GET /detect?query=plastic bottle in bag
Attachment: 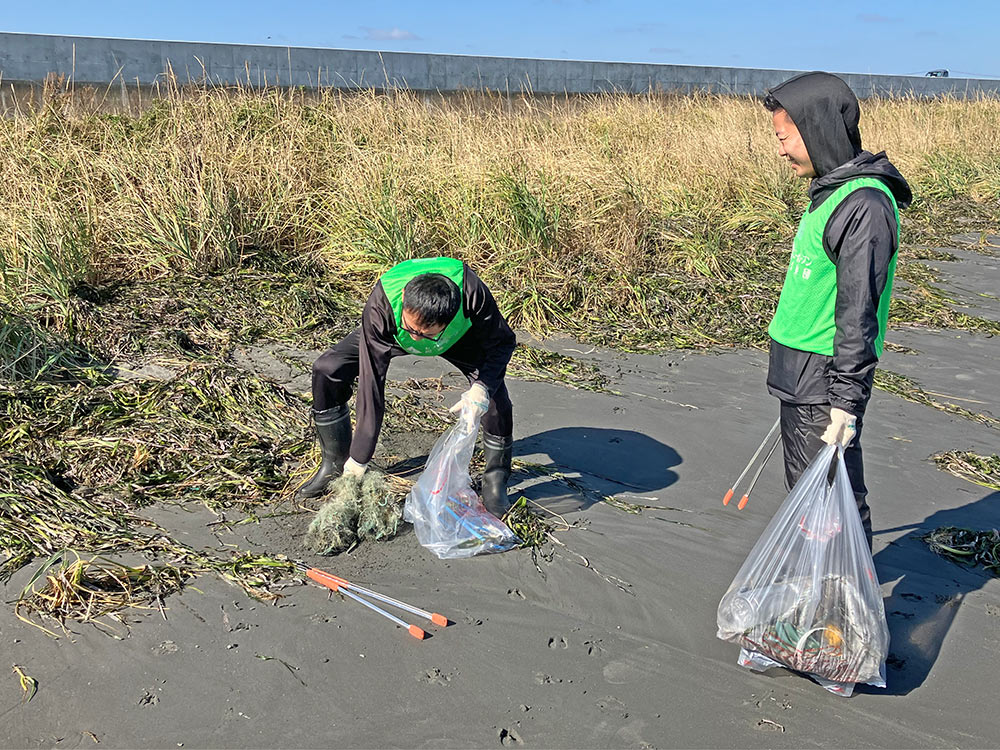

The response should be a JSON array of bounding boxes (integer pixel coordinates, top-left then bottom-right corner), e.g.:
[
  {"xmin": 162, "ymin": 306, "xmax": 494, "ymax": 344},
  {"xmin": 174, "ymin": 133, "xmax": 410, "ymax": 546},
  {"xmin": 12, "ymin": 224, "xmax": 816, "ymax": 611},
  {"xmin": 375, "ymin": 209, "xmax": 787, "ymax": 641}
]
[
  {"xmin": 403, "ymin": 405, "xmax": 520, "ymax": 559},
  {"xmin": 717, "ymin": 444, "xmax": 889, "ymax": 696}
]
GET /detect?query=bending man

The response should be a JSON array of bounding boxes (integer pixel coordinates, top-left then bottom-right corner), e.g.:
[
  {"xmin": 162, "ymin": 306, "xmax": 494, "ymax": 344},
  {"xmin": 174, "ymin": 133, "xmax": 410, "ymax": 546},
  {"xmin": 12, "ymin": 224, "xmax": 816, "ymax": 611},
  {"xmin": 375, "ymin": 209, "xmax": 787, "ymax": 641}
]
[
  {"xmin": 763, "ymin": 72, "xmax": 912, "ymax": 549},
  {"xmin": 299, "ymin": 256, "xmax": 518, "ymax": 516}
]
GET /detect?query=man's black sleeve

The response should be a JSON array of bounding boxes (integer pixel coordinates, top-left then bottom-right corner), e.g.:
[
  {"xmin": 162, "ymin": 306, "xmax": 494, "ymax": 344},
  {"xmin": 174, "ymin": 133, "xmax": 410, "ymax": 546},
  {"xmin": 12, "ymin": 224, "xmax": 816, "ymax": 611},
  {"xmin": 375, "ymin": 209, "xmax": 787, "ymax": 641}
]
[
  {"xmin": 350, "ymin": 284, "xmax": 398, "ymax": 464},
  {"xmin": 460, "ymin": 266, "xmax": 517, "ymax": 396},
  {"xmin": 824, "ymin": 188, "xmax": 898, "ymax": 415}
]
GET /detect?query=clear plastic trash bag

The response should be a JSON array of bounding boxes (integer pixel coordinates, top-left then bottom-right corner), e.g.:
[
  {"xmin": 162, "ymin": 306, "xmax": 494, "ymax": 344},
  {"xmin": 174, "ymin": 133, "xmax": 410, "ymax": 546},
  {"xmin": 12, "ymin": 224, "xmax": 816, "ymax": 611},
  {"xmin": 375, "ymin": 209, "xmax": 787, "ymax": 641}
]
[
  {"xmin": 403, "ymin": 408, "xmax": 520, "ymax": 559},
  {"xmin": 717, "ymin": 444, "xmax": 889, "ymax": 696}
]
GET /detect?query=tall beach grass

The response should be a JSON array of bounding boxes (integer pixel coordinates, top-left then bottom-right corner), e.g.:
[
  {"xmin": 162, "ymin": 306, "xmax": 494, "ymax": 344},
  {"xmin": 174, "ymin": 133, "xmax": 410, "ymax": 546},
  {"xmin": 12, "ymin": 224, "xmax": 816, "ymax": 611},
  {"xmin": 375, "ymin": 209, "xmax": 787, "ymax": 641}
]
[{"xmin": 3, "ymin": 85, "xmax": 998, "ymax": 352}]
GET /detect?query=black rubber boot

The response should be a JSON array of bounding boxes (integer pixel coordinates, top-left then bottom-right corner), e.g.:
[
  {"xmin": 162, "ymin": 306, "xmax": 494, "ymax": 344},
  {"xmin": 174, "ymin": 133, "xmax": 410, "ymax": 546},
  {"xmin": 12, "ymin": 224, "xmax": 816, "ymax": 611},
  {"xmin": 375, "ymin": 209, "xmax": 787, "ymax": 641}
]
[
  {"xmin": 481, "ymin": 432, "xmax": 513, "ymax": 517},
  {"xmin": 297, "ymin": 404, "xmax": 352, "ymax": 499}
]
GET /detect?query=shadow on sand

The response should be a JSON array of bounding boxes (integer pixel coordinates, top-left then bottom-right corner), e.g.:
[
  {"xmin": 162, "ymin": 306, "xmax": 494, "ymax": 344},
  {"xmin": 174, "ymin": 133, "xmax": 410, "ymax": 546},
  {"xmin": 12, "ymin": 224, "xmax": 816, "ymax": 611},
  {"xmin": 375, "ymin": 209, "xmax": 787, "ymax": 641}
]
[
  {"xmin": 862, "ymin": 487, "xmax": 1000, "ymax": 696},
  {"xmin": 512, "ymin": 426, "xmax": 681, "ymax": 514}
]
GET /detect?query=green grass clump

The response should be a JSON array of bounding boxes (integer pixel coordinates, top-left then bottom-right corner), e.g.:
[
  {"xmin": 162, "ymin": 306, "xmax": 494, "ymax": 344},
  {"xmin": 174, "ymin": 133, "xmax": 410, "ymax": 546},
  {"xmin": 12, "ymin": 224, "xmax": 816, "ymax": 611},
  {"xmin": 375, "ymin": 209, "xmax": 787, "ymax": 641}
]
[
  {"xmin": 924, "ymin": 527, "xmax": 1000, "ymax": 576},
  {"xmin": 502, "ymin": 497, "xmax": 556, "ymax": 549}
]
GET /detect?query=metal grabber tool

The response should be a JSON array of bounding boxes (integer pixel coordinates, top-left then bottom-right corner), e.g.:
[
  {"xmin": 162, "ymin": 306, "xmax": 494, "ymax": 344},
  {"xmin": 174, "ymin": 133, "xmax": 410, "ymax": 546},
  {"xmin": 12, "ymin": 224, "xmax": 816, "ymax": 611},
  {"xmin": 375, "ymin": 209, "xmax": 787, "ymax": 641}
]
[
  {"xmin": 723, "ymin": 417, "xmax": 781, "ymax": 510},
  {"xmin": 296, "ymin": 561, "xmax": 450, "ymax": 640}
]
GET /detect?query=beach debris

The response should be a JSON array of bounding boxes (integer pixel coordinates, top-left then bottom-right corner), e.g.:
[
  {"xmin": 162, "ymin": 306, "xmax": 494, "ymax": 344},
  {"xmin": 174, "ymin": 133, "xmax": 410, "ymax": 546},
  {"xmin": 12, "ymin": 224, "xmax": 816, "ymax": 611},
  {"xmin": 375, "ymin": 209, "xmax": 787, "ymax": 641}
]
[
  {"xmin": 253, "ymin": 654, "xmax": 306, "ymax": 686},
  {"xmin": 355, "ymin": 470, "xmax": 404, "ymax": 541},
  {"xmin": 932, "ymin": 451, "xmax": 1000, "ymax": 492},
  {"xmin": 923, "ymin": 527, "xmax": 1000, "ymax": 575},
  {"xmin": 718, "ymin": 445, "xmax": 888, "ymax": 696},
  {"xmin": 12, "ymin": 664, "xmax": 38, "ymax": 703},
  {"xmin": 404, "ymin": 412, "xmax": 519, "ymax": 559},
  {"xmin": 304, "ymin": 477, "xmax": 361, "ymax": 554},
  {"xmin": 0, "ymin": 359, "xmax": 309, "ymax": 613},
  {"xmin": 507, "ymin": 344, "xmax": 610, "ymax": 393},
  {"xmin": 756, "ymin": 718, "xmax": 785, "ymax": 732},
  {"xmin": 503, "ymin": 497, "xmax": 560, "ymax": 548},
  {"xmin": 874, "ymin": 370, "xmax": 1000, "ymax": 430},
  {"xmin": 305, "ymin": 469, "xmax": 403, "ymax": 554},
  {"xmin": 297, "ymin": 561, "xmax": 448, "ymax": 639}
]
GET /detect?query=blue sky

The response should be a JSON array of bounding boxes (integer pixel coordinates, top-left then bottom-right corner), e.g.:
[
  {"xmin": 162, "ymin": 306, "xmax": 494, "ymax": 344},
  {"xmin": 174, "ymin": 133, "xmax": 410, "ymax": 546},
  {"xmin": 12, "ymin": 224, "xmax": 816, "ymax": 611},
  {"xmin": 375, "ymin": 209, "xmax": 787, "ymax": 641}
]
[{"xmin": 3, "ymin": 0, "xmax": 998, "ymax": 78}]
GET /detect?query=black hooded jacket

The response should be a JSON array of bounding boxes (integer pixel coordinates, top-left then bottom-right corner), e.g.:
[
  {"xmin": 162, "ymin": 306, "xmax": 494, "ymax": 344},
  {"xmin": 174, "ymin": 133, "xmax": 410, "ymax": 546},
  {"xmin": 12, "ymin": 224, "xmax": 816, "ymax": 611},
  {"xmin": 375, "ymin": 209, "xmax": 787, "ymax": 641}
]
[{"xmin": 765, "ymin": 73, "xmax": 913, "ymax": 415}]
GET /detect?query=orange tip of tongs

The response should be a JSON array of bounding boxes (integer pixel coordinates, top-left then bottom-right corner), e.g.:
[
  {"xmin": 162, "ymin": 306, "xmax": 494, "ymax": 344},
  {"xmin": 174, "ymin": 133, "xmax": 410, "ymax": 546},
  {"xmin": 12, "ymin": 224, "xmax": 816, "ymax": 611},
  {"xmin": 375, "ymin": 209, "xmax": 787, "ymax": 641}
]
[
  {"xmin": 408, "ymin": 624, "xmax": 427, "ymax": 639},
  {"xmin": 737, "ymin": 494, "xmax": 749, "ymax": 511},
  {"xmin": 431, "ymin": 613, "xmax": 449, "ymax": 627},
  {"xmin": 723, "ymin": 488, "xmax": 734, "ymax": 506}
]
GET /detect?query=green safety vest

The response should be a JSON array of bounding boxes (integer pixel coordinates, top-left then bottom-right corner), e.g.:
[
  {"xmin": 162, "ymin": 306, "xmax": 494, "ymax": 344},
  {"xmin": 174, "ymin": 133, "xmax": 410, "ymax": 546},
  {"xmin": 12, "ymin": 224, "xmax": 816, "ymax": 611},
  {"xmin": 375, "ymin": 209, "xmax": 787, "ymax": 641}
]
[
  {"xmin": 379, "ymin": 257, "xmax": 471, "ymax": 356},
  {"xmin": 768, "ymin": 178, "xmax": 900, "ymax": 357}
]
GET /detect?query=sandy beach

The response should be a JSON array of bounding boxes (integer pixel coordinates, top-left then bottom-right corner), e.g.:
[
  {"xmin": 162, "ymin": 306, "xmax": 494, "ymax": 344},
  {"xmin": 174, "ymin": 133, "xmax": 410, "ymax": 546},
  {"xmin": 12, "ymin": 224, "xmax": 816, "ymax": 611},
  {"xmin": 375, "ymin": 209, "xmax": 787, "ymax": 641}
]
[{"xmin": 3, "ymin": 237, "xmax": 998, "ymax": 749}]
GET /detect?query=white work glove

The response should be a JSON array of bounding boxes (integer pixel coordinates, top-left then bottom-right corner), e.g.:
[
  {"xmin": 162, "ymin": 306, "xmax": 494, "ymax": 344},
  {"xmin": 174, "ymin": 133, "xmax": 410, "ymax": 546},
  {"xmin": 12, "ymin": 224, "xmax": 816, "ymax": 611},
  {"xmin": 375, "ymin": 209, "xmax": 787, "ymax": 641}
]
[
  {"xmin": 342, "ymin": 457, "xmax": 368, "ymax": 479},
  {"xmin": 821, "ymin": 407, "xmax": 857, "ymax": 447},
  {"xmin": 448, "ymin": 383, "xmax": 489, "ymax": 430}
]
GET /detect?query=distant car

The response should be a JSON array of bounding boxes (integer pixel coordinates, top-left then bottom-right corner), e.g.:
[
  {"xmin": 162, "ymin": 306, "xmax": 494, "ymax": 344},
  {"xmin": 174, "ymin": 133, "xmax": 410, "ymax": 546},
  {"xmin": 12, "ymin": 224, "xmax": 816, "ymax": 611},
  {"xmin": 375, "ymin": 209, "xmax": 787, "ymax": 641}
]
[{"xmin": 926, "ymin": 69, "xmax": 949, "ymax": 78}]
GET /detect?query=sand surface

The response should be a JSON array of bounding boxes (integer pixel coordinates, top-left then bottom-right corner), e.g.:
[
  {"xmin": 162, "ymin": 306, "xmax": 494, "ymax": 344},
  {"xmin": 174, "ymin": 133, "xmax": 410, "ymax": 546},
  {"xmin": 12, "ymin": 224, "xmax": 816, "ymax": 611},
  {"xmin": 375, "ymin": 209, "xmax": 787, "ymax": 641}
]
[{"xmin": 3, "ymin": 240, "xmax": 999, "ymax": 749}]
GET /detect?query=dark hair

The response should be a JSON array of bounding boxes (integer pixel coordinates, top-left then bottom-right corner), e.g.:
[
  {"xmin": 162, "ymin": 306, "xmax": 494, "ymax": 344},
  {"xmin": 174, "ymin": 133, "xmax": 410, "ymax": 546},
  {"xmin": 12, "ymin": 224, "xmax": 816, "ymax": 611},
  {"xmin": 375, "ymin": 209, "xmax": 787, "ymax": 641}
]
[
  {"xmin": 402, "ymin": 273, "xmax": 461, "ymax": 327},
  {"xmin": 762, "ymin": 93, "xmax": 783, "ymax": 112}
]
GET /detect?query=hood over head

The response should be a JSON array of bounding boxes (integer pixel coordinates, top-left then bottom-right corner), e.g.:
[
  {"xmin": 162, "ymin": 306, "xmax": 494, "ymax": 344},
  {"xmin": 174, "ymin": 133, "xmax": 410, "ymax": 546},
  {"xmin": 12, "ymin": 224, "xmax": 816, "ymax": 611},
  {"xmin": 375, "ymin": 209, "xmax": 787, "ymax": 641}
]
[{"xmin": 767, "ymin": 72, "xmax": 862, "ymax": 178}]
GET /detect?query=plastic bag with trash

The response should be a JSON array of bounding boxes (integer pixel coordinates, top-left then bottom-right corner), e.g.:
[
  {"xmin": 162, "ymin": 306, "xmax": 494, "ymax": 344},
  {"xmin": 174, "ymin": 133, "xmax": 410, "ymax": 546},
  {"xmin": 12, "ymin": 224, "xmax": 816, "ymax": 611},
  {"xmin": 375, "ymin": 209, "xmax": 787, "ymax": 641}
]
[
  {"xmin": 716, "ymin": 444, "xmax": 889, "ymax": 697},
  {"xmin": 403, "ymin": 404, "xmax": 520, "ymax": 559}
]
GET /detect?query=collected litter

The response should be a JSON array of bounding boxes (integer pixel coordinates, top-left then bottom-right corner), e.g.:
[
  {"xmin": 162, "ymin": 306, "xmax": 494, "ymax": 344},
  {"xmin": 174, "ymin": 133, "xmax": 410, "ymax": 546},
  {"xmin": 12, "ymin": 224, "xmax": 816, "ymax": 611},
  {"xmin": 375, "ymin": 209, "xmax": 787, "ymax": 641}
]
[
  {"xmin": 717, "ymin": 444, "xmax": 889, "ymax": 696},
  {"xmin": 305, "ymin": 470, "xmax": 402, "ymax": 554},
  {"xmin": 296, "ymin": 561, "xmax": 449, "ymax": 640},
  {"xmin": 404, "ymin": 402, "xmax": 520, "ymax": 559}
]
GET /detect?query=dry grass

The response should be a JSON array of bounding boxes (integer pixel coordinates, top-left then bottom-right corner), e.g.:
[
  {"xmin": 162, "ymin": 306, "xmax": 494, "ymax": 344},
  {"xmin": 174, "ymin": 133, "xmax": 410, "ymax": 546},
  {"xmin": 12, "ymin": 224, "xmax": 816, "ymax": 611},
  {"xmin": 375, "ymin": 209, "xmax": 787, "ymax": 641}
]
[
  {"xmin": 873, "ymin": 370, "xmax": 1000, "ymax": 430},
  {"xmin": 3, "ymin": 87, "xmax": 998, "ymax": 351},
  {"xmin": 932, "ymin": 451, "xmax": 1000, "ymax": 491}
]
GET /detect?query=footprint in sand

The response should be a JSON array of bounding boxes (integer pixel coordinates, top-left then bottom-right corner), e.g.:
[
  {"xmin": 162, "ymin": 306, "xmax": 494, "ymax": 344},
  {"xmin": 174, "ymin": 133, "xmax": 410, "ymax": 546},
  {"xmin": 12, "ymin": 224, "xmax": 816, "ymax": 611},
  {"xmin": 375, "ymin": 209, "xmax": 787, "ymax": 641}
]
[
  {"xmin": 151, "ymin": 640, "xmax": 178, "ymax": 655},
  {"xmin": 595, "ymin": 696, "xmax": 629, "ymax": 719},
  {"xmin": 418, "ymin": 668, "xmax": 456, "ymax": 686},
  {"xmin": 507, "ymin": 588, "xmax": 526, "ymax": 600},
  {"xmin": 602, "ymin": 652, "xmax": 660, "ymax": 685},
  {"xmin": 582, "ymin": 639, "xmax": 606, "ymax": 656},
  {"xmin": 534, "ymin": 672, "xmax": 563, "ymax": 685},
  {"xmin": 547, "ymin": 636, "xmax": 568, "ymax": 649},
  {"xmin": 498, "ymin": 727, "xmax": 524, "ymax": 746}
]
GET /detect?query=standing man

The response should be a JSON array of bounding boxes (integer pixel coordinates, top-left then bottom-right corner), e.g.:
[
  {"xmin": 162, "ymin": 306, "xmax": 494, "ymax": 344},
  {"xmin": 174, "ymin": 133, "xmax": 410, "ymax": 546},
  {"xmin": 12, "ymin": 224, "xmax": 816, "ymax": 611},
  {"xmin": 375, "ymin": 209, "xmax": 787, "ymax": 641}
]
[
  {"xmin": 299, "ymin": 256, "xmax": 518, "ymax": 517},
  {"xmin": 763, "ymin": 72, "xmax": 912, "ymax": 549}
]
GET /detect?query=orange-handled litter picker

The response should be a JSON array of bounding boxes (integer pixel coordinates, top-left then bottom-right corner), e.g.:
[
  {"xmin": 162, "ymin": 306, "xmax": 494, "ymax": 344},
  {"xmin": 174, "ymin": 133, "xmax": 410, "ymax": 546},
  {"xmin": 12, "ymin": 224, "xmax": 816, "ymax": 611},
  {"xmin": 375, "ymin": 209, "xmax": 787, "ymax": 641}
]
[
  {"xmin": 736, "ymin": 433, "xmax": 781, "ymax": 510},
  {"xmin": 296, "ymin": 562, "xmax": 449, "ymax": 639},
  {"xmin": 723, "ymin": 418, "xmax": 781, "ymax": 509}
]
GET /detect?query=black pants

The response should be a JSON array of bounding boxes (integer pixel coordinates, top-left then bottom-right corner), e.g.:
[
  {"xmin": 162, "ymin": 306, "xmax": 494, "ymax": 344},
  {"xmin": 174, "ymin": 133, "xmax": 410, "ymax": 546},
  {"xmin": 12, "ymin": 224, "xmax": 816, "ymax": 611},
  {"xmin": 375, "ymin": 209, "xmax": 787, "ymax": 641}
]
[
  {"xmin": 779, "ymin": 402, "xmax": 872, "ymax": 550},
  {"xmin": 312, "ymin": 328, "xmax": 514, "ymax": 438}
]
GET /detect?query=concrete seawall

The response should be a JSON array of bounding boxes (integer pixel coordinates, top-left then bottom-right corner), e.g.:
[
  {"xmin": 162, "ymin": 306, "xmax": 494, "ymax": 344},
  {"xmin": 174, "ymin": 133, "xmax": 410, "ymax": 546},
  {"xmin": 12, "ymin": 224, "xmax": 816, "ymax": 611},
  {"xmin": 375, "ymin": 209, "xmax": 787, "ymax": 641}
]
[{"xmin": 2, "ymin": 31, "xmax": 998, "ymax": 102}]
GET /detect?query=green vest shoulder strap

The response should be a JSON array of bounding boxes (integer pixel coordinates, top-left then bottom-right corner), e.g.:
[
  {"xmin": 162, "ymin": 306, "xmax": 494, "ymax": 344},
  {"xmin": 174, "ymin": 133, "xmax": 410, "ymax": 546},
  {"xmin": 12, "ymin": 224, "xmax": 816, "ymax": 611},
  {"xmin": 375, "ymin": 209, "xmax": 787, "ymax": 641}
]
[
  {"xmin": 379, "ymin": 257, "xmax": 472, "ymax": 356},
  {"xmin": 768, "ymin": 177, "xmax": 900, "ymax": 358}
]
